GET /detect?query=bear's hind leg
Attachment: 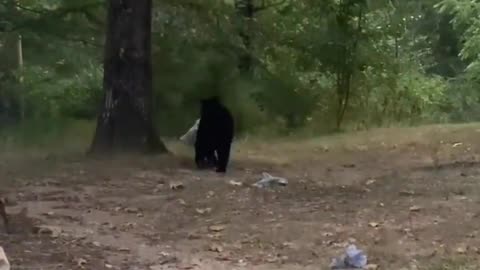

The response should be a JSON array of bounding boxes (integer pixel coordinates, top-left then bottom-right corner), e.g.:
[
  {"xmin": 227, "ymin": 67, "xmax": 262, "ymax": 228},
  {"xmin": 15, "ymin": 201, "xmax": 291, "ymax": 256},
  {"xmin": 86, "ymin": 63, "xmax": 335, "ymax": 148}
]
[{"xmin": 215, "ymin": 143, "xmax": 231, "ymax": 173}]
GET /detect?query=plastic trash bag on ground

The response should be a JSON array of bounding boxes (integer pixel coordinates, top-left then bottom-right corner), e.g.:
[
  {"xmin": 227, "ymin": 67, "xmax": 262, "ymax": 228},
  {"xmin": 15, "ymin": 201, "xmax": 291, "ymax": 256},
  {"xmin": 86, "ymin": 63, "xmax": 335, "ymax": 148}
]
[
  {"xmin": 179, "ymin": 119, "xmax": 200, "ymax": 146},
  {"xmin": 330, "ymin": 245, "xmax": 367, "ymax": 269},
  {"xmin": 253, "ymin": 172, "xmax": 288, "ymax": 188},
  {"xmin": 0, "ymin": 246, "xmax": 10, "ymax": 270}
]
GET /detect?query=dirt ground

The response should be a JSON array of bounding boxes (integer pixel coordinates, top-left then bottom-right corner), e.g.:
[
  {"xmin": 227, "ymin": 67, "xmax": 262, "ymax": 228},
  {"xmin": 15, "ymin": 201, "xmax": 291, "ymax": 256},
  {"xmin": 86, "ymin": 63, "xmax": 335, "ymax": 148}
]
[{"xmin": 2, "ymin": 124, "xmax": 480, "ymax": 270}]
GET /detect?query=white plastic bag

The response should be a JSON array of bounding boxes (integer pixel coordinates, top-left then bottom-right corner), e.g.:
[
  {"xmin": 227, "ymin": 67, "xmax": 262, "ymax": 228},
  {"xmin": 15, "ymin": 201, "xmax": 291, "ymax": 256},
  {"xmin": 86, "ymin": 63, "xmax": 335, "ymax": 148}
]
[
  {"xmin": 330, "ymin": 245, "xmax": 367, "ymax": 269},
  {"xmin": 253, "ymin": 172, "xmax": 288, "ymax": 188},
  {"xmin": 179, "ymin": 119, "xmax": 200, "ymax": 146}
]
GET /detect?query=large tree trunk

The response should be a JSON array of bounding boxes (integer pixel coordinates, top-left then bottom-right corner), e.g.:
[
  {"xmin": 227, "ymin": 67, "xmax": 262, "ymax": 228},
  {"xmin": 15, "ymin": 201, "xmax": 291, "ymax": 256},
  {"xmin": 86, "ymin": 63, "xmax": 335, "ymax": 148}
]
[{"xmin": 89, "ymin": 0, "xmax": 167, "ymax": 154}]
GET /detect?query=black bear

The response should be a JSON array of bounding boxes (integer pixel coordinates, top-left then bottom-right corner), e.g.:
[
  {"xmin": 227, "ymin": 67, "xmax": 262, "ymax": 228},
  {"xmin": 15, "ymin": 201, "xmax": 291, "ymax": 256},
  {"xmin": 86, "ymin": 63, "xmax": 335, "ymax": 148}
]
[{"xmin": 195, "ymin": 96, "xmax": 234, "ymax": 173}]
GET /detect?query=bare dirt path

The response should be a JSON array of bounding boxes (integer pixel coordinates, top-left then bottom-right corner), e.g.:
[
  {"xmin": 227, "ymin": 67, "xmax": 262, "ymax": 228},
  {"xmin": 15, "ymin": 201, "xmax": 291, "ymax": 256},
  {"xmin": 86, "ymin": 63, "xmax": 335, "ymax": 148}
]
[{"xmin": 2, "ymin": 124, "xmax": 480, "ymax": 270}]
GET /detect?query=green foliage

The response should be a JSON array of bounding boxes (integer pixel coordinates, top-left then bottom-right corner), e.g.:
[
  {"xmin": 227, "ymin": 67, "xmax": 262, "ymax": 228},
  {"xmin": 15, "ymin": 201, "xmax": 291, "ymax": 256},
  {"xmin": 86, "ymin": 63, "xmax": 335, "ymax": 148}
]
[{"xmin": 1, "ymin": 0, "xmax": 480, "ymax": 146}]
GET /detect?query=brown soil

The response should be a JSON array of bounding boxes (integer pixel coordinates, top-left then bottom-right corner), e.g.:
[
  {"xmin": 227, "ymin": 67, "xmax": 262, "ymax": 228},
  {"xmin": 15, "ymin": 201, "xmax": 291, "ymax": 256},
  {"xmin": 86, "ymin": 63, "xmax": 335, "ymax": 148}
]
[{"xmin": 2, "ymin": 124, "xmax": 480, "ymax": 270}]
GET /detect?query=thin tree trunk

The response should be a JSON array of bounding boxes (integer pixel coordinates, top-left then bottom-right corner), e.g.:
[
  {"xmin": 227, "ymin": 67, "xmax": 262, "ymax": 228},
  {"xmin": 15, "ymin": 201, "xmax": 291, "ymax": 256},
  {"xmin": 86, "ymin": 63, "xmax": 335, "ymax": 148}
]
[
  {"xmin": 17, "ymin": 34, "xmax": 24, "ymax": 120},
  {"xmin": 1, "ymin": 0, "xmax": 24, "ymax": 121},
  {"xmin": 89, "ymin": 0, "xmax": 167, "ymax": 154},
  {"xmin": 235, "ymin": 0, "xmax": 254, "ymax": 73}
]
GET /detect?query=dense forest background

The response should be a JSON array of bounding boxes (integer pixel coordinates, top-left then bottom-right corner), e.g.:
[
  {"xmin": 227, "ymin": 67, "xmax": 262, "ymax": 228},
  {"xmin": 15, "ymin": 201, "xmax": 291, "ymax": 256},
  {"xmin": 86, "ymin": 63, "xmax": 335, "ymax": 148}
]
[{"xmin": 0, "ymin": 0, "xmax": 478, "ymax": 147}]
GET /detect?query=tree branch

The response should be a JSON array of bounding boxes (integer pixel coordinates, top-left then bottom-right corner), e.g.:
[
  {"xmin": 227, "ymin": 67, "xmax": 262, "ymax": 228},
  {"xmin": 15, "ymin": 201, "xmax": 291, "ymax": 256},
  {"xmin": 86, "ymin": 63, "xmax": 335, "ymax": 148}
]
[{"xmin": 4, "ymin": 2, "xmax": 103, "ymax": 33}]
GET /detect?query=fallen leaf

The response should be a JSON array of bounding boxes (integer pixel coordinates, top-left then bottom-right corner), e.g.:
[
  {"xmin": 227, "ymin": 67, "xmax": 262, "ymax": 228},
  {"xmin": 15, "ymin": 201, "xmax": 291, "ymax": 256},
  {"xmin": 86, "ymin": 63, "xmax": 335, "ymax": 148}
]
[
  {"xmin": 158, "ymin": 252, "xmax": 179, "ymax": 265},
  {"xmin": 266, "ymin": 255, "xmax": 278, "ymax": 263},
  {"xmin": 366, "ymin": 179, "xmax": 376, "ymax": 185},
  {"xmin": 76, "ymin": 258, "xmax": 87, "ymax": 267},
  {"xmin": 209, "ymin": 225, "xmax": 226, "ymax": 232},
  {"xmin": 195, "ymin": 208, "xmax": 212, "ymax": 214},
  {"xmin": 188, "ymin": 233, "xmax": 201, "ymax": 240},
  {"xmin": 409, "ymin": 205, "xmax": 422, "ymax": 212},
  {"xmin": 229, "ymin": 180, "xmax": 243, "ymax": 186},
  {"xmin": 399, "ymin": 190, "xmax": 415, "ymax": 196},
  {"xmin": 178, "ymin": 199, "xmax": 187, "ymax": 206},
  {"xmin": 124, "ymin": 207, "xmax": 139, "ymax": 213},
  {"xmin": 236, "ymin": 259, "xmax": 247, "ymax": 267},
  {"xmin": 216, "ymin": 253, "xmax": 232, "ymax": 261},
  {"xmin": 466, "ymin": 231, "xmax": 477, "ymax": 238},
  {"xmin": 207, "ymin": 233, "xmax": 223, "ymax": 239},
  {"xmin": 208, "ymin": 243, "xmax": 224, "ymax": 253},
  {"xmin": 368, "ymin": 222, "xmax": 380, "ymax": 228},
  {"xmin": 170, "ymin": 181, "xmax": 184, "ymax": 190},
  {"xmin": 452, "ymin": 142, "xmax": 463, "ymax": 147},
  {"xmin": 32, "ymin": 225, "xmax": 62, "ymax": 237}
]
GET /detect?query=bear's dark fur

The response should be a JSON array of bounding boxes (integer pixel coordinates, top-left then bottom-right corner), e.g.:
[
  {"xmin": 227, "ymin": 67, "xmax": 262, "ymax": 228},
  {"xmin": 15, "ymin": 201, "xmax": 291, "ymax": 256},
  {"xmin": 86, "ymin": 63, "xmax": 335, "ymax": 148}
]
[{"xmin": 195, "ymin": 96, "xmax": 234, "ymax": 173}]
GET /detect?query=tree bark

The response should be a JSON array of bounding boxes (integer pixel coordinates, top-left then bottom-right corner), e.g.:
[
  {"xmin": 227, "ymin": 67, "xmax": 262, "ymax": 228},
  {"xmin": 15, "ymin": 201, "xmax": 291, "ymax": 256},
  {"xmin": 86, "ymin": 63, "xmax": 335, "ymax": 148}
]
[
  {"xmin": 89, "ymin": 0, "xmax": 167, "ymax": 154},
  {"xmin": 235, "ymin": 0, "xmax": 254, "ymax": 73}
]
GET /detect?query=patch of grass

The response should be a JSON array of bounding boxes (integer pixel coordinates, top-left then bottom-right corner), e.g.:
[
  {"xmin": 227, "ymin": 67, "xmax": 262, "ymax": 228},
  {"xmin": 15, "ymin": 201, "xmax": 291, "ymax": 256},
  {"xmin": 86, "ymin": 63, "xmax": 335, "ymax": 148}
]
[
  {"xmin": 230, "ymin": 122, "xmax": 480, "ymax": 164},
  {"xmin": 0, "ymin": 118, "xmax": 94, "ymax": 152},
  {"xmin": 1, "ymin": 121, "xmax": 480, "ymax": 166}
]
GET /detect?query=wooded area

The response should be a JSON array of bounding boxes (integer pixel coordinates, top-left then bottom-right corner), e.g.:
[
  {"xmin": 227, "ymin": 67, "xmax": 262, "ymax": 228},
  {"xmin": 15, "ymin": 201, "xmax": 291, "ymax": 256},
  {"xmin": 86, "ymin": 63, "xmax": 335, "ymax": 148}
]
[
  {"xmin": 0, "ymin": 0, "xmax": 478, "ymax": 147},
  {"xmin": 2, "ymin": 1, "xmax": 480, "ymax": 269}
]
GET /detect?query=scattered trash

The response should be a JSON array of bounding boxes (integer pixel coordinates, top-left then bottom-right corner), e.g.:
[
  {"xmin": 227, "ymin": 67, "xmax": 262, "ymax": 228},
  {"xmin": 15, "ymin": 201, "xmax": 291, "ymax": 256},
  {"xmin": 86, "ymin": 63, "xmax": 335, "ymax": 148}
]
[
  {"xmin": 0, "ymin": 247, "xmax": 10, "ymax": 270},
  {"xmin": 253, "ymin": 172, "xmax": 288, "ymax": 188},
  {"xmin": 179, "ymin": 119, "xmax": 200, "ymax": 146},
  {"xmin": 330, "ymin": 244, "xmax": 367, "ymax": 269}
]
